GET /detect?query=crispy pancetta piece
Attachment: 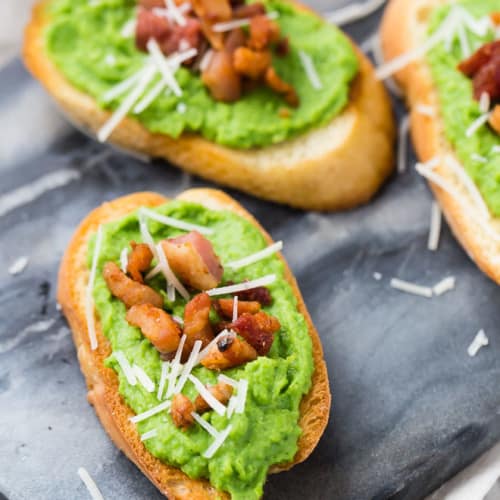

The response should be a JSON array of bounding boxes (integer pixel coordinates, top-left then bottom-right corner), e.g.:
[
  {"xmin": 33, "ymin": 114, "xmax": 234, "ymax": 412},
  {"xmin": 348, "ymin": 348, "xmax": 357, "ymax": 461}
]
[
  {"xmin": 161, "ymin": 231, "xmax": 223, "ymax": 291},
  {"xmin": 201, "ymin": 334, "xmax": 257, "ymax": 370},
  {"xmin": 265, "ymin": 66, "xmax": 299, "ymax": 107},
  {"xmin": 490, "ymin": 105, "xmax": 500, "ymax": 134},
  {"xmin": 232, "ymin": 3, "xmax": 266, "ymax": 19},
  {"xmin": 171, "ymin": 393, "xmax": 195, "ymax": 429},
  {"xmin": 126, "ymin": 304, "xmax": 181, "ymax": 355},
  {"xmin": 248, "ymin": 15, "xmax": 280, "ymax": 51},
  {"xmin": 202, "ymin": 49, "xmax": 242, "ymax": 102},
  {"xmin": 126, "ymin": 242, "xmax": 153, "ymax": 283},
  {"xmin": 233, "ymin": 47, "xmax": 271, "ymax": 80},
  {"xmin": 103, "ymin": 262, "xmax": 163, "ymax": 309},
  {"xmin": 183, "ymin": 293, "xmax": 215, "ymax": 357},
  {"xmin": 192, "ymin": 0, "xmax": 232, "ymax": 50},
  {"xmin": 230, "ymin": 311, "xmax": 280, "ymax": 355},
  {"xmin": 194, "ymin": 381, "xmax": 233, "ymax": 413},
  {"xmin": 217, "ymin": 298, "xmax": 261, "ymax": 318},
  {"xmin": 232, "ymin": 285, "xmax": 272, "ymax": 306}
]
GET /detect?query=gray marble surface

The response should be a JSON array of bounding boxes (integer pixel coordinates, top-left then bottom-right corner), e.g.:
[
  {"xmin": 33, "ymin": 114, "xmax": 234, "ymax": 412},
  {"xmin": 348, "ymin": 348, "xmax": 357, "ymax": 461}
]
[{"xmin": 2, "ymin": 2, "xmax": 500, "ymax": 500}]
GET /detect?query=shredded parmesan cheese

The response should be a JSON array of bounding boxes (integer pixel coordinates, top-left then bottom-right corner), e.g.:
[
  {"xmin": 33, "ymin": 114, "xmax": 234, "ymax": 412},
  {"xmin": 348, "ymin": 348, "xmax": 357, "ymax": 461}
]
[
  {"xmin": 398, "ymin": 114, "xmax": 410, "ymax": 173},
  {"xmin": 8, "ymin": 256, "xmax": 28, "ymax": 275},
  {"xmin": 218, "ymin": 374, "xmax": 239, "ymax": 388},
  {"xmin": 172, "ymin": 315, "xmax": 184, "ymax": 325},
  {"xmin": 227, "ymin": 241, "xmax": 283, "ymax": 270},
  {"xmin": 102, "ymin": 65, "xmax": 151, "ymax": 103},
  {"xmin": 133, "ymin": 80, "xmax": 165, "ymax": 114},
  {"xmin": 432, "ymin": 276, "xmax": 456, "ymax": 296},
  {"xmin": 139, "ymin": 207, "xmax": 213, "ymax": 235},
  {"xmin": 427, "ymin": 201, "xmax": 442, "ymax": 252},
  {"xmin": 325, "ymin": 0, "xmax": 386, "ymax": 26},
  {"xmin": 174, "ymin": 340, "xmax": 202, "ymax": 394},
  {"xmin": 199, "ymin": 49, "xmax": 214, "ymax": 72},
  {"xmin": 467, "ymin": 329, "xmax": 489, "ymax": 357},
  {"xmin": 235, "ymin": 379, "xmax": 248, "ymax": 414},
  {"xmin": 165, "ymin": 0, "xmax": 187, "ymax": 26},
  {"xmin": 444, "ymin": 155, "xmax": 491, "ymax": 220},
  {"xmin": 121, "ymin": 18, "xmax": 136, "ymax": 38},
  {"xmin": 85, "ymin": 226, "xmax": 103, "ymax": 350},
  {"xmin": 133, "ymin": 365, "xmax": 155, "ymax": 393},
  {"xmin": 97, "ymin": 65, "xmax": 156, "ymax": 142},
  {"xmin": 119, "ymin": 247, "xmax": 128, "ymax": 273},
  {"xmin": 140, "ymin": 429, "xmax": 158, "ymax": 441},
  {"xmin": 415, "ymin": 162, "xmax": 462, "ymax": 200},
  {"xmin": 226, "ymin": 396, "xmax": 238, "ymax": 418},
  {"xmin": 188, "ymin": 374, "xmax": 227, "ymax": 415},
  {"xmin": 479, "ymin": 92, "xmax": 491, "ymax": 113},
  {"xmin": 390, "ymin": 278, "xmax": 433, "ymax": 298},
  {"xmin": 491, "ymin": 145, "xmax": 500, "ymax": 154},
  {"xmin": 147, "ymin": 39, "xmax": 182, "ymax": 97},
  {"xmin": 77, "ymin": 468, "xmax": 104, "ymax": 500},
  {"xmin": 203, "ymin": 425, "xmax": 233, "ymax": 458},
  {"xmin": 212, "ymin": 11, "xmax": 278, "ymax": 32},
  {"xmin": 130, "ymin": 400, "xmax": 171, "ymax": 424},
  {"xmin": 416, "ymin": 104, "xmax": 435, "ymax": 117},
  {"xmin": 298, "ymin": 50, "xmax": 323, "ymax": 90},
  {"xmin": 156, "ymin": 242, "xmax": 190, "ymax": 301},
  {"xmin": 232, "ymin": 295, "xmax": 238, "ymax": 323},
  {"xmin": 471, "ymin": 153, "xmax": 487, "ymax": 163},
  {"xmin": 206, "ymin": 275, "xmax": 276, "ymax": 297},
  {"xmin": 114, "ymin": 351, "xmax": 137, "ymax": 386},
  {"xmin": 191, "ymin": 411, "xmax": 220, "ymax": 438},
  {"xmin": 166, "ymin": 334, "xmax": 186, "ymax": 398},
  {"xmin": 157, "ymin": 361, "xmax": 170, "ymax": 400},
  {"xmin": 466, "ymin": 112, "xmax": 492, "ymax": 137}
]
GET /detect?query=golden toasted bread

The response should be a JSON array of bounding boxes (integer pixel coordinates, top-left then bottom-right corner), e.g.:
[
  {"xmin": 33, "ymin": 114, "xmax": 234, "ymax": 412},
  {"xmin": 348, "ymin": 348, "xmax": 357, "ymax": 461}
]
[{"xmin": 57, "ymin": 188, "xmax": 331, "ymax": 499}]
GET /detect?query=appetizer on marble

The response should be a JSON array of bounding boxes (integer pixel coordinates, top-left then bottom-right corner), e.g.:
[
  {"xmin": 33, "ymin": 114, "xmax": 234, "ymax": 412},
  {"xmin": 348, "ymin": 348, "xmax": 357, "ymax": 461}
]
[
  {"xmin": 57, "ymin": 188, "xmax": 330, "ymax": 499},
  {"xmin": 24, "ymin": 0, "xmax": 394, "ymax": 211},
  {"xmin": 381, "ymin": 0, "xmax": 500, "ymax": 285}
]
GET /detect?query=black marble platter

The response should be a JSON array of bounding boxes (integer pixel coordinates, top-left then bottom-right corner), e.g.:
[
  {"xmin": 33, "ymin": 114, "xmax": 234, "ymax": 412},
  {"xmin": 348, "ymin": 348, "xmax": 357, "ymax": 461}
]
[{"xmin": 2, "ymin": 2, "xmax": 500, "ymax": 499}]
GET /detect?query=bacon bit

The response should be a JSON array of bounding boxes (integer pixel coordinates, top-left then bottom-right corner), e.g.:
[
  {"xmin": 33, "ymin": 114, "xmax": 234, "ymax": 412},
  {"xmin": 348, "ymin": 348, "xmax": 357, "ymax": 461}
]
[
  {"xmin": 171, "ymin": 393, "xmax": 195, "ymax": 429},
  {"xmin": 232, "ymin": 3, "xmax": 266, "ymax": 19},
  {"xmin": 233, "ymin": 47, "xmax": 271, "ymax": 80},
  {"xmin": 194, "ymin": 381, "xmax": 233, "ymax": 413},
  {"xmin": 265, "ymin": 67, "xmax": 299, "ymax": 107},
  {"xmin": 232, "ymin": 284, "xmax": 272, "ymax": 306},
  {"xmin": 202, "ymin": 49, "xmax": 242, "ymax": 102},
  {"xmin": 103, "ymin": 262, "xmax": 163, "ymax": 309},
  {"xmin": 275, "ymin": 37, "xmax": 290, "ymax": 58},
  {"xmin": 126, "ymin": 304, "xmax": 181, "ymax": 355},
  {"xmin": 230, "ymin": 311, "xmax": 280, "ymax": 355},
  {"xmin": 491, "ymin": 12, "xmax": 500, "ymax": 25},
  {"xmin": 192, "ymin": 0, "xmax": 232, "ymax": 50},
  {"xmin": 161, "ymin": 231, "xmax": 223, "ymax": 291},
  {"xmin": 278, "ymin": 107, "xmax": 291, "ymax": 118},
  {"xmin": 139, "ymin": 0, "xmax": 167, "ymax": 9},
  {"xmin": 127, "ymin": 242, "xmax": 153, "ymax": 284},
  {"xmin": 136, "ymin": 8, "xmax": 203, "ymax": 59},
  {"xmin": 458, "ymin": 41, "xmax": 500, "ymax": 100},
  {"xmin": 248, "ymin": 15, "xmax": 280, "ymax": 51},
  {"xmin": 201, "ymin": 335, "xmax": 257, "ymax": 370},
  {"xmin": 490, "ymin": 105, "xmax": 500, "ymax": 134},
  {"xmin": 183, "ymin": 293, "xmax": 215, "ymax": 358},
  {"xmin": 217, "ymin": 298, "xmax": 261, "ymax": 318},
  {"xmin": 224, "ymin": 28, "xmax": 246, "ymax": 55}
]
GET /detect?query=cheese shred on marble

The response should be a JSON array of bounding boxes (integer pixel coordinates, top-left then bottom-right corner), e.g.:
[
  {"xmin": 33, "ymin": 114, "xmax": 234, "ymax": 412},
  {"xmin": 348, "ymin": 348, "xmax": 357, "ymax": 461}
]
[
  {"xmin": 77, "ymin": 467, "xmax": 104, "ymax": 500},
  {"xmin": 390, "ymin": 278, "xmax": 433, "ymax": 298},
  {"xmin": 467, "ymin": 329, "xmax": 489, "ymax": 357}
]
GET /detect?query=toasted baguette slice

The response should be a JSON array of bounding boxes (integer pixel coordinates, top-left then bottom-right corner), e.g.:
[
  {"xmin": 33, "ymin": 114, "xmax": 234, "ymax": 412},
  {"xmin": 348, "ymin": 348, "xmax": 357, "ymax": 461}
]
[
  {"xmin": 24, "ymin": 0, "xmax": 395, "ymax": 212},
  {"xmin": 57, "ymin": 189, "xmax": 331, "ymax": 499},
  {"xmin": 381, "ymin": 0, "xmax": 500, "ymax": 284}
]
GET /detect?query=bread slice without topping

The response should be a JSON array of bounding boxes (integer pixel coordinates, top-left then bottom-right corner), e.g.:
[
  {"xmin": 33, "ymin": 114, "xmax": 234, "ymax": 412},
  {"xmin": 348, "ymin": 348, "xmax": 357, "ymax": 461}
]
[
  {"xmin": 57, "ymin": 188, "xmax": 331, "ymax": 499},
  {"xmin": 381, "ymin": 0, "xmax": 500, "ymax": 284},
  {"xmin": 24, "ymin": 0, "xmax": 395, "ymax": 212}
]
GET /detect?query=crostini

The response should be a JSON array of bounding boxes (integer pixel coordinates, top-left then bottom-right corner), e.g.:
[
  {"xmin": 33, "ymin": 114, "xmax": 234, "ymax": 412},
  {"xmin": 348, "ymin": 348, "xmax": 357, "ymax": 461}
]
[
  {"xmin": 24, "ymin": 0, "xmax": 395, "ymax": 211},
  {"xmin": 381, "ymin": 0, "xmax": 500, "ymax": 284},
  {"xmin": 57, "ymin": 188, "xmax": 330, "ymax": 499}
]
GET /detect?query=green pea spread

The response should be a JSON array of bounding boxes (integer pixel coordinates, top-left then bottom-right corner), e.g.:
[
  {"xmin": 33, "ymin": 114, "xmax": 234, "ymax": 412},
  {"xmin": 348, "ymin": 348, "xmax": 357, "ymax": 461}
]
[
  {"xmin": 44, "ymin": 0, "xmax": 358, "ymax": 148},
  {"xmin": 427, "ymin": 0, "xmax": 500, "ymax": 216},
  {"xmin": 89, "ymin": 200, "xmax": 314, "ymax": 499}
]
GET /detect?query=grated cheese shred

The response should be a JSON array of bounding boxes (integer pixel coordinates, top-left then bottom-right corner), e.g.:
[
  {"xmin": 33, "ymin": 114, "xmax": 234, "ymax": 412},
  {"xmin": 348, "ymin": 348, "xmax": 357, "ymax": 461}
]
[
  {"xmin": 325, "ymin": 0, "xmax": 386, "ymax": 26},
  {"xmin": 227, "ymin": 241, "xmax": 283, "ymax": 270},
  {"xmin": 206, "ymin": 275, "xmax": 276, "ymax": 297},
  {"xmin": 114, "ymin": 351, "xmax": 137, "ymax": 386},
  {"xmin": 133, "ymin": 364, "xmax": 155, "ymax": 393},
  {"xmin": 298, "ymin": 50, "xmax": 323, "ymax": 90},
  {"xmin": 467, "ymin": 329, "xmax": 489, "ymax": 357},
  {"xmin": 390, "ymin": 278, "xmax": 433, "ymax": 298},
  {"xmin": 427, "ymin": 201, "xmax": 442, "ymax": 252},
  {"xmin": 130, "ymin": 400, "xmax": 171, "ymax": 424},
  {"xmin": 77, "ymin": 467, "xmax": 104, "ymax": 500},
  {"xmin": 188, "ymin": 374, "xmax": 227, "ymax": 416}
]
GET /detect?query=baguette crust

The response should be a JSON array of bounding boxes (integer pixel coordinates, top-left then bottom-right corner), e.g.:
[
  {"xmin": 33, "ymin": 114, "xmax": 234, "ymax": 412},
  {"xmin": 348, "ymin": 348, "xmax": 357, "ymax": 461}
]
[
  {"xmin": 24, "ymin": 0, "xmax": 395, "ymax": 212},
  {"xmin": 381, "ymin": 0, "xmax": 500, "ymax": 284},
  {"xmin": 57, "ymin": 189, "xmax": 331, "ymax": 499}
]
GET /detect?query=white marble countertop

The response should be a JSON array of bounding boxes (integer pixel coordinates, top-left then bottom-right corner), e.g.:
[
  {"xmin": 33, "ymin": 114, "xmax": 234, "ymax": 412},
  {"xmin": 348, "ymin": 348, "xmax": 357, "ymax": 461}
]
[{"xmin": 1, "ymin": 1, "xmax": 498, "ymax": 499}]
